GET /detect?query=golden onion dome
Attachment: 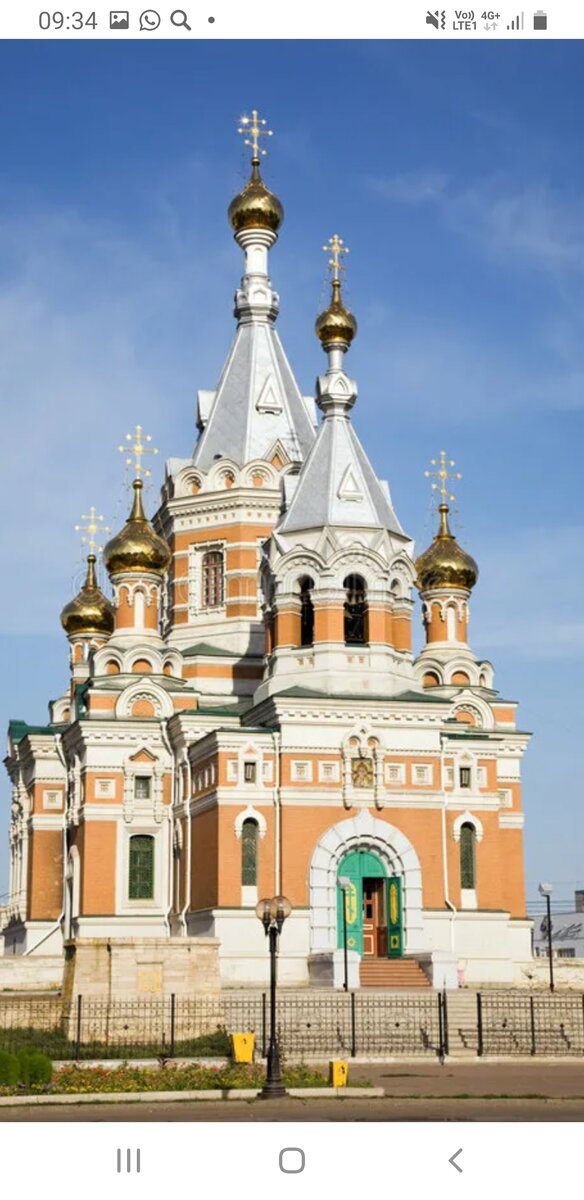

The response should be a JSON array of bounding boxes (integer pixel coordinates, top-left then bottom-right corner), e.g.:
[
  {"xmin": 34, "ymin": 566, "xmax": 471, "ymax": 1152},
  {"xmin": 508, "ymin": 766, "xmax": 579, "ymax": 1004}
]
[
  {"xmin": 415, "ymin": 504, "xmax": 479, "ymax": 592},
  {"xmin": 228, "ymin": 159, "xmax": 284, "ymax": 234},
  {"xmin": 103, "ymin": 480, "xmax": 171, "ymax": 577},
  {"xmin": 60, "ymin": 555, "xmax": 114, "ymax": 638},
  {"xmin": 315, "ymin": 278, "xmax": 358, "ymax": 348}
]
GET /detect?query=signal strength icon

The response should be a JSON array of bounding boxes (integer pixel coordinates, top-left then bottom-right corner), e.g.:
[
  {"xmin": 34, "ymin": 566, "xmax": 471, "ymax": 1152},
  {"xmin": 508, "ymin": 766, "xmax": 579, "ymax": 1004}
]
[{"xmin": 507, "ymin": 11, "xmax": 524, "ymax": 28}]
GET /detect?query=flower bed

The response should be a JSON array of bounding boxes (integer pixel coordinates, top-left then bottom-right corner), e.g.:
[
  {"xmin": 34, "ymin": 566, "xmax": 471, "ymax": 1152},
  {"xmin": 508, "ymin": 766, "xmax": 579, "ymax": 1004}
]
[{"xmin": 0, "ymin": 1061, "xmax": 333, "ymax": 1096}]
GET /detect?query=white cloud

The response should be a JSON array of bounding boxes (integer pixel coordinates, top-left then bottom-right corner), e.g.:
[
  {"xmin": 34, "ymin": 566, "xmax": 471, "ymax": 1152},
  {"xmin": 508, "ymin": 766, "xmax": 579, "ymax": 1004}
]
[{"xmin": 367, "ymin": 171, "xmax": 449, "ymax": 205}]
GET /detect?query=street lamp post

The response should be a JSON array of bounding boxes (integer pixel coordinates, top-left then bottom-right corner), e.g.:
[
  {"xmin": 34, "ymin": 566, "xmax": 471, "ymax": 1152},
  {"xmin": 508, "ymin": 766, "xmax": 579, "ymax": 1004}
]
[
  {"xmin": 255, "ymin": 894, "xmax": 292, "ymax": 1098},
  {"xmin": 338, "ymin": 875, "xmax": 351, "ymax": 992},
  {"xmin": 538, "ymin": 882, "xmax": 554, "ymax": 993}
]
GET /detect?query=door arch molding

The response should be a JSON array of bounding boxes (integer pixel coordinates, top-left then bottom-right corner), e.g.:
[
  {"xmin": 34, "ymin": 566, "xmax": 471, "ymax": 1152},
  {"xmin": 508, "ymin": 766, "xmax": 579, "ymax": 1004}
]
[{"xmin": 308, "ymin": 809, "xmax": 423, "ymax": 955}]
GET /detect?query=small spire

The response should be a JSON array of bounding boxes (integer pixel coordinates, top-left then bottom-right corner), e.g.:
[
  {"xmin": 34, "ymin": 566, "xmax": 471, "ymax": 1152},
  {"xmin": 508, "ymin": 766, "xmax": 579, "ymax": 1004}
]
[
  {"xmin": 315, "ymin": 233, "xmax": 357, "ymax": 352},
  {"xmin": 118, "ymin": 423, "xmax": 159, "ymax": 482},
  {"xmin": 238, "ymin": 108, "xmax": 274, "ymax": 165},
  {"xmin": 416, "ymin": 452, "xmax": 478, "ymax": 591}
]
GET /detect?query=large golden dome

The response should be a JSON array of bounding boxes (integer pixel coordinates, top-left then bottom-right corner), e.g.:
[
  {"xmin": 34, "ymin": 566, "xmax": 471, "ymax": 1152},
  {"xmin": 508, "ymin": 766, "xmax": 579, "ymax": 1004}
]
[
  {"xmin": 228, "ymin": 160, "xmax": 284, "ymax": 234},
  {"xmin": 416, "ymin": 504, "xmax": 478, "ymax": 592},
  {"xmin": 104, "ymin": 480, "xmax": 171, "ymax": 577},
  {"xmin": 60, "ymin": 555, "xmax": 114, "ymax": 637},
  {"xmin": 315, "ymin": 279, "xmax": 358, "ymax": 348}
]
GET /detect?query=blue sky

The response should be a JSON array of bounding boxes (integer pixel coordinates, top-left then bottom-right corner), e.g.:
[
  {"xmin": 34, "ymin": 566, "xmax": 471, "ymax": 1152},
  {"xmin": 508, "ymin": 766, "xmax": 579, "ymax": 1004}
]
[{"xmin": 0, "ymin": 40, "xmax": 582, "ymax": 910}]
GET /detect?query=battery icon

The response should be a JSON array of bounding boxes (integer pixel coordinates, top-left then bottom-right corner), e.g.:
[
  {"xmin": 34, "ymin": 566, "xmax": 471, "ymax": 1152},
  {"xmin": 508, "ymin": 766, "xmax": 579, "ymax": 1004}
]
[{"xmin": 533, "ymin": 10, "xmax": 547, "ymax": 28}]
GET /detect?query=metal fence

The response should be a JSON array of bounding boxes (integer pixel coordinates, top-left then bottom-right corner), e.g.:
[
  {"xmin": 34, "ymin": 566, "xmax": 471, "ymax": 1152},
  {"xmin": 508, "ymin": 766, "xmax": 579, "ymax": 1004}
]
[
  {"xmin": 477, "ymin": 992, "xmax": 584, "ymax": 1057},
  {"xmin": 0, "ymin": 990, "xmax": 582, "ymax": 1060}
]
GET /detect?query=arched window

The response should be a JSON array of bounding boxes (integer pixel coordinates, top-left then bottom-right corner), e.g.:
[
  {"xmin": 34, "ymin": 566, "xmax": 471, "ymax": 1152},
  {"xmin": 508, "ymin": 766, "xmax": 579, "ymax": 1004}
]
[
  {"xmin": 202, "ymin": 550, "xmax": 224, "ymax": 609},
  {"xmin": 128, "ymin": 834, "xmax": 155, "ymax": 900},
  {"xmin": 460, "ymin": 823, "xmax": 476, "ymax": 891},
  {"xmin": 241, "ymin": 818, "xmax": 259, "ymax": 887},
  {"xmin": 299, "ymin": 576, "xmax": 314, "ymax": 647},
  {"xmin": 344, "ymin": 574, "xmax": 368, "ymax": 645}
]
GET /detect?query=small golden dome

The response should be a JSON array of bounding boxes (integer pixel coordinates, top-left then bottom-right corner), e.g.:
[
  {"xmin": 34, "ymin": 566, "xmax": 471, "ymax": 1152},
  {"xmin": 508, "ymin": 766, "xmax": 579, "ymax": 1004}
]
[
  {"xmin": 60, "ymin": 555, "xmax": 114, "ymax": 638},
  {"xmin": 416, "ymin": 504, "xmax": 478, "ymax": 592},
  {"xmin": 315, "ymin": 279, "xmax": 358, "ymax": 348},
  {"xmin": 228, "ymin": 159, "xmax": 284, "ymax": 234},
  {"xmin": 103, "ymin": 480, "xmax": 171, "ymax": 577}
]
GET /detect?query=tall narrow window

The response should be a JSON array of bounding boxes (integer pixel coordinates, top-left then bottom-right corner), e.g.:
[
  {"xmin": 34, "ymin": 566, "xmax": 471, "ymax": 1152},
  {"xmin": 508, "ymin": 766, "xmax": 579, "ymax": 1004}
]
[
  {"xmin": 460, "ymin": 823, "xmax": 476, "ymax": 891},
  {"xmin": 241, "ymin": 818, "xmax": 259, "ymax": 887},
  {"xmin": 344, "ymin": 574, "xmax": 368, "ymax": 645},
  {"xmin": 299, "ymin": 576, "xmax": 314, "ymax": 647},
  {"xmin": 134, "ymin": 776, "xmax": 151, "ymax": 800},
  {"xmin": 129, "ymin": 835, "xmax": 155, "ymax": 900},
  {"xmin": 459, "ymin": 766, "xmax": 471, "ymax": 789},
  {"xmin": 201, "ymin": 550, "xmax": 224, "ymax": 609}
]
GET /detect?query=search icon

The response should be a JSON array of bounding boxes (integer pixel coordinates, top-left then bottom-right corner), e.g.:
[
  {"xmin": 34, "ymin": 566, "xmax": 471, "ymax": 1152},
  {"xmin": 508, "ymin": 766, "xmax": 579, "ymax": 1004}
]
[{"xmin": 171, "ymin": 9, "xmax": 191, "ymax": 29}]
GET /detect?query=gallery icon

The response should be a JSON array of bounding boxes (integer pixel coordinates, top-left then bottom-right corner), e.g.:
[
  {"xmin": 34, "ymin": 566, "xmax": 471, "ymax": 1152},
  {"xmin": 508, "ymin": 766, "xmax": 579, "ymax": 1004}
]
[
  {"xmin": 139, "ymin": 9, "xmax": 161, "ymax": 29},
  {"xmin": 110, "ymin": 11, "xmax": 129, "ymax": 28},
  {"xmin": 426, "ymin": 10, "xmax": 446, "ymax": 29}
]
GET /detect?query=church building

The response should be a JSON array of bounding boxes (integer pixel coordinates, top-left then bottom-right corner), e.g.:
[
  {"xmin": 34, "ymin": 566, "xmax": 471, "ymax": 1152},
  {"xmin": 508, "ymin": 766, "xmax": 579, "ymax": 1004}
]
[{"xmin": 3, "ymin": 113, "xmax": 532, "ymax": 989}]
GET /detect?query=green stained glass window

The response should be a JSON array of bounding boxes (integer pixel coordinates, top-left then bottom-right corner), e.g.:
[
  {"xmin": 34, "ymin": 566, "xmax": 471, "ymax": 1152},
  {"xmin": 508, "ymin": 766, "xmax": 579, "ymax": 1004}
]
[
  {"xmin": 241, "ymin": 818, "xmax": 258, "ymax": 887},
  {"xmin": 129, "ymin": 835, "xmax": 155, "ymax": 900},
  {"xmin": 460, "ymin": 822, "xmax": 476, "ymax": 891}
]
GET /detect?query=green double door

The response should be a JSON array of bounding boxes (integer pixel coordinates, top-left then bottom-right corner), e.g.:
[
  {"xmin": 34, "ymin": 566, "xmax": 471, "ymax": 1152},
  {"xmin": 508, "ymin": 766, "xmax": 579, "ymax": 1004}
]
[{"xmin": 337, "ymin": 850, "xmax": 403, "ymax": 958}]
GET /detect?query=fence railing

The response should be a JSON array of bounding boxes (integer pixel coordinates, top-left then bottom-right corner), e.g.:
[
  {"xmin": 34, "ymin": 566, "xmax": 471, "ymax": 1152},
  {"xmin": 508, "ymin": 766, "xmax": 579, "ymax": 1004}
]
[
  {"xmin": 477, "ymin": 991, "xmax": 584, "ymax": 1057},
  {"xmin": 0, "ymin": 990, "xmax": 582, "ymax": 1060}
]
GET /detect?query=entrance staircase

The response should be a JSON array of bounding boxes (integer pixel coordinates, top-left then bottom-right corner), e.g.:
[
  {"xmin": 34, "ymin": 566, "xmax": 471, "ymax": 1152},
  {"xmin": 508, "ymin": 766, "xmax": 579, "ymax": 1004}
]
[{"xmin": 359, "ymin": 958, "xmax": 431, "ymax": 989}]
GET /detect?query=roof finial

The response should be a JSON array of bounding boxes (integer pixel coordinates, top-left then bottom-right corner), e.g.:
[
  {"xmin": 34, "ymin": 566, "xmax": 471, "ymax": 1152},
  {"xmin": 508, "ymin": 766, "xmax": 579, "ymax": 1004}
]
[
  {"xmin": 425, "ymin": 450, "xmax": 462, "ymax": 506},
  {"xmin": 315, "ymin": 233, "xmax": 357, "ymax": 351},
  {"xmin": 118, "ymin": 423, "xmax": 159, "ymax": 482},
  {"xmin": 75, "ymin": 506, "xmax": 110, "ymax": 556},
  {"xmin": 323, "ymin": 233, "xmax": 349, "ymax": 285},
  {"xmin": 238, "ymin": 109, "xmax": 273, "ymax": 164}
]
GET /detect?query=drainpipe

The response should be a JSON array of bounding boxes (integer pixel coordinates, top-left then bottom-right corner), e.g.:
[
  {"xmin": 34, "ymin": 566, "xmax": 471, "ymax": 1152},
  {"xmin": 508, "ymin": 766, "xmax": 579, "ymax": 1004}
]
[
  {"xmin": 271, "ymin": 731, "xmax": 282, "ymax": 894},
  {"xmin": 179, "ymin": 750, "xmax": 192, "ymax": 937},
  {"xmin": 24, "ymin": 735, "xmax": 67, "ymax": 956},
  {"xmin": 440, "ymin": 733, "xmax": 457, "ymax": 955},
  {"xmin": 160, "ymin": 720, "xmax": 175, "ymax": 938}
]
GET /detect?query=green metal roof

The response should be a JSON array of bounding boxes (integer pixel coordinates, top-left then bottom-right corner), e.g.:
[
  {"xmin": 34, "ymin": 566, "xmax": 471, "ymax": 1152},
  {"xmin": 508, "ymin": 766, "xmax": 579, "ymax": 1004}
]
[
  {"xmin": 272, "ymin": 686, "xmax": 447, "ymax": 704},
  {"xmin": 8, "ymin": 720, "xmax": 65, "ymax": 744}
]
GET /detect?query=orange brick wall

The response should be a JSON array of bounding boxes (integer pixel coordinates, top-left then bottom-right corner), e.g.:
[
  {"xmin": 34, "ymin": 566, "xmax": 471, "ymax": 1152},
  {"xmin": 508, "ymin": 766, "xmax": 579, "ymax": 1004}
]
[{"xmin": 28, "ymin": 830, "xmax": 63, "ymax": 920}]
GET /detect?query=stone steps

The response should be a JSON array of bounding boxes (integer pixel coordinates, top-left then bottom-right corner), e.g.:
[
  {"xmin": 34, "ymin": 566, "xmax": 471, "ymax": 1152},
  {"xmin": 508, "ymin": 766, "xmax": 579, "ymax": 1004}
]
[
  {"xmin": 444, "ymin": 990, "xmax": 480, "ymax": 1056},
  {"xmin": 359, "ymin": 959, "xmax": 431, "ymax": 989}
]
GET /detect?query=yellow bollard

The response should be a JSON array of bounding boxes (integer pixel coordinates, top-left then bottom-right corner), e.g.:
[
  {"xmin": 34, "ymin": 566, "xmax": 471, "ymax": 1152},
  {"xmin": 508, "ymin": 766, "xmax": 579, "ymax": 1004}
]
[
  {"xmin": 231, "ymin": 1033, "xmax": 256, "ymax": 1063},
  {"xmin": 329, "ymin": 1059, "xmax": 349, "ymax": 1087}
]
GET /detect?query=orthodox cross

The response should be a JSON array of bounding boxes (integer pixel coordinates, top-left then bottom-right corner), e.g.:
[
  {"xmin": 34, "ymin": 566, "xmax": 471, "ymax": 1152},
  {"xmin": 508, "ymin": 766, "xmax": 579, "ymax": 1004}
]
[
  {"xmin": 323, "ymin": 233, "xmax": 349, "ymax": 282},
  {"xmin": 75, "ymin": 506, "xmax": 109, "ymax": 554},
  {"xmin": 424, "ymin": 450, "xmax": 462, "ymax": 504},
  {"xmin": 119, "ymin": 423, "xmax": 159, "ymax": 479},
  {"xmin": 238, "ymin": 109, "xmax": 273, "ymax": 159}
]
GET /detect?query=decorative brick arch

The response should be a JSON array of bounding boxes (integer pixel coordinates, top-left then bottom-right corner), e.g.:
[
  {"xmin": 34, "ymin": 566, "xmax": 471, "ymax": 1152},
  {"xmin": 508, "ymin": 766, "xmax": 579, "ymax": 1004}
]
[{"xmin": 308, "ymin": 809, "xmax": 423, "ymax": 955}]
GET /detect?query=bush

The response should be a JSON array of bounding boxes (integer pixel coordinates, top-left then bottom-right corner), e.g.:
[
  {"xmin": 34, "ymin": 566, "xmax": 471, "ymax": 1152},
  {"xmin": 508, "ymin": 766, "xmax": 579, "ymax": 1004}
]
[
  {"xmin": 16, "ymin": 1050, "xmax": 53, "ymax": 1087},
  {"xmin": 0, "ymin": 1050, "xmax": 19, "ymax": 1087}
]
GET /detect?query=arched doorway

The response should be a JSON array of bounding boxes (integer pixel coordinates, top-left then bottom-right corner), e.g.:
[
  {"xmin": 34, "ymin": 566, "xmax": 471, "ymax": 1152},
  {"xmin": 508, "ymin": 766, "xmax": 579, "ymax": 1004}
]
[{"xmin": 337, "ymin": 849, "xmax": 403, "ymax": 959}]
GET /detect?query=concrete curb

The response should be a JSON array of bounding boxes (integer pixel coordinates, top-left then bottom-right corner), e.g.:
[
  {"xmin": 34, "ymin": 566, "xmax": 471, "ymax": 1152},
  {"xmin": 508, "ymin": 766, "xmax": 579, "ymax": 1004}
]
[{"xmin": 0, "ymin": 1086, "xmax": 383, "ymax": 1107}]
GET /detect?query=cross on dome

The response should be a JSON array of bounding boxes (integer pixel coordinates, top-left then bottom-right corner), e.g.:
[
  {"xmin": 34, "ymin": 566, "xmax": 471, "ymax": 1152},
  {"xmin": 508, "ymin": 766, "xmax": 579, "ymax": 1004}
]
[
  {"xmin": 75, "ymin": 506, "xmax": 110, "ymax": 555},
  {"xmin": 424, "ymin": 450, "xmax": 462, "ymax": 506},
  {"xmin": 237, "ymin": 109, "xmax": 274, "ymax": 162},
  {"xmin": 323, "ymin": 233, "xmax": 349, "ymax": 282},
  {"xmin": 118, "ymin": 424, "xmax": 159, "ymax": 480}
]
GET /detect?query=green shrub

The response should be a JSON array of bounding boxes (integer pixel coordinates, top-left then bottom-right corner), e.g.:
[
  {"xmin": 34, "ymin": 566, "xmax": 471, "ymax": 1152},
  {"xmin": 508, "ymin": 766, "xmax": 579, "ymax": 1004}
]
[
  {"xmin": 0, "ymin": 1050, "xmax": 19, "ymax": 1087},
  {"xmin": 17, "ymin": 1049, "xmax": 53, "ymax": 1087}
]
